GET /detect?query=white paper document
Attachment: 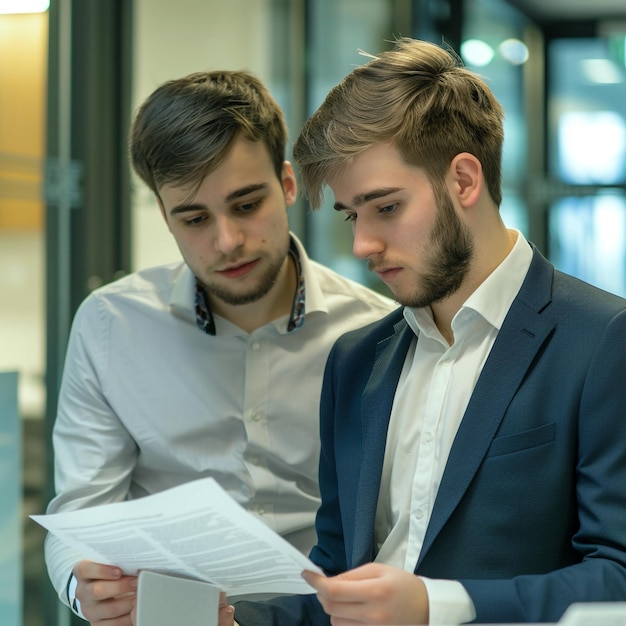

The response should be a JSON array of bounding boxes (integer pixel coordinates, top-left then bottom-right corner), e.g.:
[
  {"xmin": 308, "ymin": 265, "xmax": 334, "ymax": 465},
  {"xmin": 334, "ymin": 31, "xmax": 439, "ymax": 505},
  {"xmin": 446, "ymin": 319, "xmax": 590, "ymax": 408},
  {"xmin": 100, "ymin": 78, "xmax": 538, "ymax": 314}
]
[{"xmin": 31, "ymin": 477, "xmax": 322, "ymax": 596}]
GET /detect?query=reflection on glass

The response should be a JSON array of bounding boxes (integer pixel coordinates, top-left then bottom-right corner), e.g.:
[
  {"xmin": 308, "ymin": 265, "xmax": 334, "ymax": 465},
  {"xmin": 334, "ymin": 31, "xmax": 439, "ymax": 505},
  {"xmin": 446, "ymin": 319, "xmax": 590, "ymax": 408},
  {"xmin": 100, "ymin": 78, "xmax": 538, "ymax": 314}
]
[
  {"xmin": 548, "ymin": 194, "xmax": 626, "ymax": 297},
  {"xmin": 548, "ymin": 38, "xmax": 626, "ymax": 183},
  {"xmin": 558, "ymin": 111, "xmax": 626, "ymax": 185}
]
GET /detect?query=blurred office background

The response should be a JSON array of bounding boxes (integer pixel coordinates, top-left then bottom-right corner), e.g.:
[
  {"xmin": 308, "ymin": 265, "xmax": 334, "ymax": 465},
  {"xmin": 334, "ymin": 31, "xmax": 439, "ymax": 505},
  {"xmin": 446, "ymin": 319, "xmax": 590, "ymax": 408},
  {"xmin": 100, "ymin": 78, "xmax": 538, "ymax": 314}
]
[{"xmin": 0, "ymin": 0, "xmax": 624, "ymax": 624}]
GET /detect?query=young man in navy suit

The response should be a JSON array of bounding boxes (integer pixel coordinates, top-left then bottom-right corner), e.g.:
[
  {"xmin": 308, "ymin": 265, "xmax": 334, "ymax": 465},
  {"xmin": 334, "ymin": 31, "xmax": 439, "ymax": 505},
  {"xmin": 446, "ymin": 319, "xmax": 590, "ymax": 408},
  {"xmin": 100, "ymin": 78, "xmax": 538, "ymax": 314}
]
[{"xmin": 231, "ymin": 38, "xmax": 626, "ymax": 625}]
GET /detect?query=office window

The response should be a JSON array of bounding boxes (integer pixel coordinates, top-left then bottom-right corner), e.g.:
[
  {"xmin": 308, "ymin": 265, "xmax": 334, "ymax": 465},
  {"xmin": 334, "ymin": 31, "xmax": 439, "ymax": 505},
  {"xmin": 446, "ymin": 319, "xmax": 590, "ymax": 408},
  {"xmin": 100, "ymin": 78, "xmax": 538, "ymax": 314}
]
[
  {"xmin": 558, "ymin": 110, "xmax": 626, "ymax": 185},
  {"xmin": 549, "ymin": 194, "xmax": 626, "ymax": 297},
  {"xmin": 548, "ymin": 36, "xmax": 626, "ymax": 297}
]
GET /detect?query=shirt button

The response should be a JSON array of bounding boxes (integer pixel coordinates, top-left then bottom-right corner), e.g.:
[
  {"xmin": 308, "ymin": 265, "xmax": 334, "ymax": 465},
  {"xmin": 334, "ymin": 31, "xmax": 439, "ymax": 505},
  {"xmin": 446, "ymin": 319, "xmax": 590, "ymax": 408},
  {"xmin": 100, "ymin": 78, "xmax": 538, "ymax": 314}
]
[
  {"xmin": 424, "ymin": 432, "xmax": 433, "ymax": 444},
  {"xmin": 251, "ymin": 341, "xmax": 261, "ymax": 351},
  {"xmin": 257, "ymin": 506, "xmax": 265, "ymax": 516},
  {"xmin": 250, "ymin": 411, "xmax": 261, "ymax": 422},
  {"xmin": 415, "ymin": 509, "xmax": 424, "ymax": 520}
]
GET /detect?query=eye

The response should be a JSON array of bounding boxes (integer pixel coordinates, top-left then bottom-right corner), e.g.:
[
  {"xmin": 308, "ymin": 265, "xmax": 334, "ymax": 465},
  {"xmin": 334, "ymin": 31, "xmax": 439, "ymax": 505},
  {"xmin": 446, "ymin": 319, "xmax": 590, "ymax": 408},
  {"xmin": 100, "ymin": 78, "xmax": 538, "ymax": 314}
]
[
  {"xmin": 379, "ymin": 202, "xmax": 398, "ymax": 214},
  {"xmin": 237, "ymin": 199, "xmax": 262, "ymax": 213},
  {"xmin": 183, "ymin": 214, "xmax": 207, "ymax": 227},
  {"xmin": 343, "ymin": 212, "xmax": 357, "ymax": 223}
]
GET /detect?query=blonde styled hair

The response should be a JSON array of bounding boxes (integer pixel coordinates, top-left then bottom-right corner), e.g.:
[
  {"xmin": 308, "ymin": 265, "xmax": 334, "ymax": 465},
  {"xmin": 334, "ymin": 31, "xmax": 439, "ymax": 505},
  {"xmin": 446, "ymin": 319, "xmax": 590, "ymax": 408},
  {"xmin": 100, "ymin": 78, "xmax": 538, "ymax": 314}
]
[{"xmin": 293, "ymin": 38, "xmax": 504, "ymax": 209}]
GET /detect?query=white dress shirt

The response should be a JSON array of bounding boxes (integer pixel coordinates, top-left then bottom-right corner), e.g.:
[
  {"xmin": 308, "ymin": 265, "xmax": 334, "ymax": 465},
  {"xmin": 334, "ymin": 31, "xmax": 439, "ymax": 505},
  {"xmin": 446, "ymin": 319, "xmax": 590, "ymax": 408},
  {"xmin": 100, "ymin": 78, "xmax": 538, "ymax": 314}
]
[
  {"xmin": 375, "ymin": 230, "xmax": 532, "ymax": 624},
  {"xmin": 45, "ymin": 233, "xmax": 395, "ymax": 608}
]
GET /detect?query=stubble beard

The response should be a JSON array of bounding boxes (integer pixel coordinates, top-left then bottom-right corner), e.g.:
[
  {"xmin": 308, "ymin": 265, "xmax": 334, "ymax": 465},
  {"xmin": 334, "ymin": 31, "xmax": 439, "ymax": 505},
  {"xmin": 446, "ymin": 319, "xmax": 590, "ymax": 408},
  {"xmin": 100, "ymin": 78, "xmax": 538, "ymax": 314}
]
[
  {"xmin": 202, "ymin": 236, "xmax": 291, "ymax": 307},
  {"xmin": 399, "ymin": 192, "xmax": 474, "ymax": 309}
]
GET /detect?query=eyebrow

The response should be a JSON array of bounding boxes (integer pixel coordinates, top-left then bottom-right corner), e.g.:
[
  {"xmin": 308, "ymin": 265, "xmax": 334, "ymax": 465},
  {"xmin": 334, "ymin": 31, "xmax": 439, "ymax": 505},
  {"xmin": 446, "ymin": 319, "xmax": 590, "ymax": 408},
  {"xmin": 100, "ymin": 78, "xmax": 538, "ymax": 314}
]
[
  {"xmin": 169, "ymin": 183, "xmax": 268, "ymax": 215},
  {"xmin": 333, "ymin": 187, "xmax": 403, "ymax": 211}
]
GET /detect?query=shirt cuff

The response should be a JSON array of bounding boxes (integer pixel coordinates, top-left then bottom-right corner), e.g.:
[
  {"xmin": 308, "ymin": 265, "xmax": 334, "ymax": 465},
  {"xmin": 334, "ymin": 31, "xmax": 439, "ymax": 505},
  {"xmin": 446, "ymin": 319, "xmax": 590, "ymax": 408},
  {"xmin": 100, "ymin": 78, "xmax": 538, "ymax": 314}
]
[
  {"xmin": 66, "ymin": 573, "xmax": 87, "ymax": 620},
  {"xmin": 420, "ymin": 577, "xmax": 476, "ymax": 625}
]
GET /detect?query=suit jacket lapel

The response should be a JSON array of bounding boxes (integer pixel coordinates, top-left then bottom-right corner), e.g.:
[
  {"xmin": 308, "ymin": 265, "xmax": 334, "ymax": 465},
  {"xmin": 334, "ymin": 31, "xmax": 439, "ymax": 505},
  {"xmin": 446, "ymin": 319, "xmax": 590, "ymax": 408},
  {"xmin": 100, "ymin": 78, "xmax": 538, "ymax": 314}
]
[
  {"xmin": 417, "ymin": 249, "xmax": 557, "ymax": 565},
  {"xmin": 351, "ymin": 319, "xmax": 414, "ymax": 567}
]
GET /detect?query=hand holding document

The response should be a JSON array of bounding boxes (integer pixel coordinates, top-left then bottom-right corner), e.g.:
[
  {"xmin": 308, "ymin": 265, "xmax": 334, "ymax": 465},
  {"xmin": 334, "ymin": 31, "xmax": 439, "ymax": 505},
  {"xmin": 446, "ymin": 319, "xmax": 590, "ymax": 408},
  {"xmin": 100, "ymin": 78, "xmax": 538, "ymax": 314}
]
[{"xmin": 31, "ymin": 477, "xmax": 322, "ymax": 597}]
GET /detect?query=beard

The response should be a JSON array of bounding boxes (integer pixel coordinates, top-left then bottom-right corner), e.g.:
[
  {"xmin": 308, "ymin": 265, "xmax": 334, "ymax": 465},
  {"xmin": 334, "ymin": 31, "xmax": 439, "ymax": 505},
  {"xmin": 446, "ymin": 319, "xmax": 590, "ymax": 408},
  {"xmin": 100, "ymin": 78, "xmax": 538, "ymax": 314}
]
[
  {"xmin": 395, "ymin": 190, "xmax": 473, "ymax": 308},
  {"xmin": 202, "ymin": 235, "xmax": 291, "ymax": 307}
]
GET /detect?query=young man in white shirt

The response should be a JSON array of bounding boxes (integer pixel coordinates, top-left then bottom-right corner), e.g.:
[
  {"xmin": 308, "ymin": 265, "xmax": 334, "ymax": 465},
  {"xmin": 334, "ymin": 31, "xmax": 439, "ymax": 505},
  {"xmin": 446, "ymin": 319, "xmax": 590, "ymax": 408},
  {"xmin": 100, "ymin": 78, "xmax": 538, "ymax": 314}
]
[{"xmin": 44, "ymin": 70, "xmax": 395, "ymax": 626}]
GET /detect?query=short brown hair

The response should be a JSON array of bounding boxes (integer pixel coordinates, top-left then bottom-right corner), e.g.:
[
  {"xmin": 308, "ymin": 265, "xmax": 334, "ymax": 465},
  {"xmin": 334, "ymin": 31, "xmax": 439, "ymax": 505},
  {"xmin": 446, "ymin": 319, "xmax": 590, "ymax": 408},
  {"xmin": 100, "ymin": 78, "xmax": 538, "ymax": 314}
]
[
  {"xmin": 130, "ymin": 70, "xmax": 288, "ymax": 195},
  {"xmin": 293, "ymin": 38, "xmax": 504, "ymax": 209}
]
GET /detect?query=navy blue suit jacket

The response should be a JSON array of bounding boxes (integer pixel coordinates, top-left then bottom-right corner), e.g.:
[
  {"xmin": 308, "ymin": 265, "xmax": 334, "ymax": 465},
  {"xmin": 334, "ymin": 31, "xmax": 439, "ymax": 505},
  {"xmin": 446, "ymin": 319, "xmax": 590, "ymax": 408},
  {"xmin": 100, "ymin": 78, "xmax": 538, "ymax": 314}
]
[{"xmin": 235, "ymin": 248, "xmax": 626, "ymax": 624}]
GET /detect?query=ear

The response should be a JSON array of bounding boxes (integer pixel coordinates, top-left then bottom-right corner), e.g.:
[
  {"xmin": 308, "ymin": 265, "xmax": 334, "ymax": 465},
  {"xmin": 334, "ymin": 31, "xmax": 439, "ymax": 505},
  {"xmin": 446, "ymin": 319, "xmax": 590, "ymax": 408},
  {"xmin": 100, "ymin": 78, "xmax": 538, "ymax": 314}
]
[
  {"xmin": 449, "ymin": 152, "xmax": 483, "ymax": 208},
  {"xmin": 281, "ymin": 161, "xmax": 298, "ymax": 208}
]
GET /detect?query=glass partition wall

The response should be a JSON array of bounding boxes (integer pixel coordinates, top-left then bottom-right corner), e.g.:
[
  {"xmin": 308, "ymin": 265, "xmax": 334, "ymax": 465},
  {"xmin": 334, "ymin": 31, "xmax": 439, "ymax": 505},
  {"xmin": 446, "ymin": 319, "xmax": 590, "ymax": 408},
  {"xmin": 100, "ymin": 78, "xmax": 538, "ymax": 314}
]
[{"xmin": 547, "ymin": 33, "xmax": 626, "ymax": 297}]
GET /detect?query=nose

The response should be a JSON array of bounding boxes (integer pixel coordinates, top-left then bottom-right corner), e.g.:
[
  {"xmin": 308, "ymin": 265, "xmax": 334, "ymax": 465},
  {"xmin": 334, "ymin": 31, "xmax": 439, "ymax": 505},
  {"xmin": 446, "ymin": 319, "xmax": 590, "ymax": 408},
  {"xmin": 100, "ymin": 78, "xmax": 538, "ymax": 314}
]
[
  {"xmin": 214, "ymin": 216, "xmax": 244, "ymax": 255},
  {"xmin": 352, "ymin": 220, "xmax": 384, "ymax": 260}
]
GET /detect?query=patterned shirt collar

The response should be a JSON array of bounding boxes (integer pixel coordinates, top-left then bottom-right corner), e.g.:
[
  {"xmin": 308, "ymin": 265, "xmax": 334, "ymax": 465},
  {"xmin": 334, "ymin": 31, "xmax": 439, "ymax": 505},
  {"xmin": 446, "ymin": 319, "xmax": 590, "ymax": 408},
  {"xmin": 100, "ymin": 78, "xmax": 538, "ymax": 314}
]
[{"xmin": 194, "ymin": 237, "xmax": 306, "ymax": 336}]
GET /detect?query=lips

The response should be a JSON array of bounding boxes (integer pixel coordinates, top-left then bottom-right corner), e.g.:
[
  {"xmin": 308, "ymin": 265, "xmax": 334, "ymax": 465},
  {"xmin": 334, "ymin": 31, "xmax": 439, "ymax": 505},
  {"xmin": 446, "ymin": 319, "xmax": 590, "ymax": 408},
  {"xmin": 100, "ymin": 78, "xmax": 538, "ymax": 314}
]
[
  {"xmin": 217, "ymin": 259, "xmax": 259, "ymax": 279},
  {"xmin": 373, "ymin": 267, "xmax": 401, "ymax": 282}
]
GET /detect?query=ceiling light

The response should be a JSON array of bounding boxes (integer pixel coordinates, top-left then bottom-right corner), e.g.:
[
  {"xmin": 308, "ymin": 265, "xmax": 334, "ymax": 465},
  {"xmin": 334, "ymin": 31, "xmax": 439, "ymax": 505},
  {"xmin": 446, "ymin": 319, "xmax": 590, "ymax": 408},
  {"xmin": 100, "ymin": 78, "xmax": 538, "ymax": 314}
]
[
  {"xmin": 499, "ymin": 39, "xmax": 529, "ymax": 65},
  {"xmin": 0, "ymin": 0, "xmax": 49, "ymax": 14},
  {"xmin": 461, "ymin": 39, "xmax": 495, "ymax": 68}
]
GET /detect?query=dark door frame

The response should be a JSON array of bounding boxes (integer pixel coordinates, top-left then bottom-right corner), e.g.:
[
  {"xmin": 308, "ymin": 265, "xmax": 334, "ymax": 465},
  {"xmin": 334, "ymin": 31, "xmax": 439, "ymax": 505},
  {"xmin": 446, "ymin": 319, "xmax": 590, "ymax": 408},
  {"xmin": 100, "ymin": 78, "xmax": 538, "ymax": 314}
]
[{"xmin": 44, "ymin": 1, "xmax": 133, "ymax": 623}]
